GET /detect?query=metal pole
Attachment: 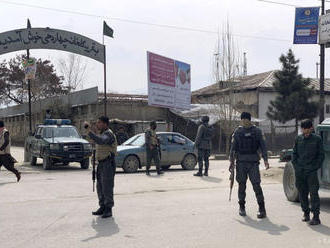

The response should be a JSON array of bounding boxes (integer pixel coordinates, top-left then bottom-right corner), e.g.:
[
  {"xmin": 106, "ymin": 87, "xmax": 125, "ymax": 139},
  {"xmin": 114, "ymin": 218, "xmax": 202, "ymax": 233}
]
[
  {"xmin": 103, "ymin": 44, "xmax": 107, "ymax": 116},
  {"xmin": 320, "ymin": 0, "xmax": 325, "ymax": 123},
  {"xmin": 27, "ymin": 19, "xmax": 32, "ymax": 134}
]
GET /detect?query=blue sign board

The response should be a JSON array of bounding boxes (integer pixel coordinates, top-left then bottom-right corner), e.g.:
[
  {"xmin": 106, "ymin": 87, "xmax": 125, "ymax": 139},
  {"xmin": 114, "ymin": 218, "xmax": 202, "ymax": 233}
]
[{"xmin": 294, "ymin": 7, "xmax": 320, "ymax": 44}]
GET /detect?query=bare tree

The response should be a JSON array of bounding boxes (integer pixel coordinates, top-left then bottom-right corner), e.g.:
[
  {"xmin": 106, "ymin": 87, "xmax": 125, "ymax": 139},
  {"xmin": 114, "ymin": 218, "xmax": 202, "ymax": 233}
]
[
  {"xmin": 212, "ymin": 21, "xmax": 244, "ymax": 154},
  {"xmin": 57, "ymin": 54, "xmax": 87, "ymax": 92}
]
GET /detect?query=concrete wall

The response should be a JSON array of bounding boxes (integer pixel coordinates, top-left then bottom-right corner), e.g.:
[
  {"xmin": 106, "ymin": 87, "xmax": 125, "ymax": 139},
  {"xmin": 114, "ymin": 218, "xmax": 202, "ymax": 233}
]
[{"xmin": 0, "ymin": 88, "xmax": 171, "ymax": 144}]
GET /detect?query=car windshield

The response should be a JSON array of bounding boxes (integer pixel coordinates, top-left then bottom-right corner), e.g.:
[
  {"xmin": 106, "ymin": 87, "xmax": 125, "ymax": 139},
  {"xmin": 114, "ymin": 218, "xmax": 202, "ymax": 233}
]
[
  {"xmin": 122, "ymin": 135, "xmax": 145, "ymax": 146},
  {"xmin": 43, "ymin": 127, "xmax": 80, "ymax": 138}
]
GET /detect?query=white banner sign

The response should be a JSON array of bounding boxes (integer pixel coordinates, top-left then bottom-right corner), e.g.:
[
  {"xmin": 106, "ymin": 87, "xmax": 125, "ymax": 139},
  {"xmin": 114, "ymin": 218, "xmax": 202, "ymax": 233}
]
[
  {"xmin": 22, "ymin": 58, "xmax": 37, "ymax": 80},
  {"xmin": 0, "ymin": 28, "xmax": 105, "ymax": 63},
  {"xmin": 147, "ymin": 51, "xmax": 191, "ymax": 110},
  {"xmin": 319, "ymin": 13, "xmax": 330, "ymax": 44}
]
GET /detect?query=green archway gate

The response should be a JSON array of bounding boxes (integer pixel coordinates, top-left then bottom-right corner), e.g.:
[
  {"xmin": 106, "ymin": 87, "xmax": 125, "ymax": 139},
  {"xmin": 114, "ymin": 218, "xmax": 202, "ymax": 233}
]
[{"xmin": 0, "ymin": 22, "xmax": 108, "ymax": 132}]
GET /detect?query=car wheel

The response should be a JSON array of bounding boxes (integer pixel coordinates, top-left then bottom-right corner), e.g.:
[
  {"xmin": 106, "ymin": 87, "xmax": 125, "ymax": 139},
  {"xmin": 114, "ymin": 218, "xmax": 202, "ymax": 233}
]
[
  {"xmin": 30, "ymin": 155, "xmax": 37, "ymax": 166},
  {"xmin": 162, "ymin": 165, "xmax": 171, "ymax": 170},
  {"xmin": 181, "ymin": 154, "xmax": 197, "ymax": 170},
  {"xmin": 43, "ymin": 156, "xmax": 52, "ymax": 170},
  {"xmin": 283, "ymin": 162, "xmax": 299, "ymax": 202},
  {"xmin": 80, "ymin": 158, "xmax": 90, "ymax": 169},
  {"xmin": 122, "ymin": 155, "xmax": 139, "ymax": 173}
]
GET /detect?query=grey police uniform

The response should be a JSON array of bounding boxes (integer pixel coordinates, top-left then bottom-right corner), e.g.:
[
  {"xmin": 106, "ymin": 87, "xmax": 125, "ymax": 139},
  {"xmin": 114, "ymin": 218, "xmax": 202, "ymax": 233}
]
[
  {"xmin": 89, "ymin": 129, "xmax": 117, "ymax": 210},
  {"xmin": 230, "ymin": 125, "xmax": 268, "ymax": 206},
  {"xmin": 195, "ymin": 123, "xmax": 213, "ymax": 174}
]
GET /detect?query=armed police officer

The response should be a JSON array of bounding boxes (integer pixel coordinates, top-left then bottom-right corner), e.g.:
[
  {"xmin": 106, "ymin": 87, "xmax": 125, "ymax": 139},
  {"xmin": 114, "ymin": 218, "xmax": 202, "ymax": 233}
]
[
  {"xmin": 194, "ymin": 116, "xmax": 213, "ymax": 177},
  {"xmin": 229, "ymin": 112, "xmax": 269, "ymax": 218},
  {"xmin": 145, "ymin": 121, "xmax": 163, "ymax": 175},
  {"xmin": 85, "ymin": 116, "xmax": 117, "ymax": 218},
  {"xmin": 292, "ymin": 119, "xmax": 324, "ymax": 225},
  {"xmin": 0, "ymin": 120, "xmax": 21, "ymax": 182}
]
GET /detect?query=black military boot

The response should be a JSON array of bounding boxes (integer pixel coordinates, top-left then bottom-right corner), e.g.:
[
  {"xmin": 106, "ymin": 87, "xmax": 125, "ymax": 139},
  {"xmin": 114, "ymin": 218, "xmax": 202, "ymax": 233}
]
[
  {"xmin": 309, "ymin": 214, "xmax": 321, "ymax": 225},
  {"xmin": 102, "ymin": 207, "xmax": 113, "ymax": 218},
  {"xmin": 239, "ymin": 204, "xmax": 246, "ymax": 217},
  {"xmin": 15, "ymin": 171, "xmax": 21, "ymax": 182},
  {"xmin": 204, "ymin": 166, "xmax": 209, "ymax": 177},
  {"xmin": 194, "ymin": 166, "xmax": 203, "ymax": 177},
  {"xmin": 302, "ymin": 212, "xmax": 310, "ymax": 222},
  {"xmin": 257, "ymin": 202, "xmax": 267, "ymax": 219},
  {"xmin": 92, "ymin": 207, "xmax": 104, "ymax": 216}
]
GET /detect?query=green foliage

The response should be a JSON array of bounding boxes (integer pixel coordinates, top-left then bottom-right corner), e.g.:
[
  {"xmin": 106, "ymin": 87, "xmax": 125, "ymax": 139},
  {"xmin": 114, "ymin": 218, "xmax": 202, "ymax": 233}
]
[
  {"xmin": 267, "ymin": 49, "xmax": 318, "ymax": 125},
  {"xmin": 0, "ymin": 55, "xmax": 69, "ymax": 105}
]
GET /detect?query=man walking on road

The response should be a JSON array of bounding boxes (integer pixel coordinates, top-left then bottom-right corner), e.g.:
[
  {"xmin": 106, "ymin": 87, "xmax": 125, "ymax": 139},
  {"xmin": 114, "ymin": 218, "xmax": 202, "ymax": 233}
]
[
  {"xmin": 292, "ymin": 119, "xmax": 324, "ymax": 225},
  {"xmin": 85, "ymin": 116, "xmax": 118, "ymax": 218},
  {"xmin": 229, "ymin": 112, "xmax": 269, "ymax": 218},
  {"xmin": 0, "ymin": 120, "xmax": 21, "ymax": 182},
  {"xmin": 194, "ymin": 116, "xmax": 213, "ymax": 177}
]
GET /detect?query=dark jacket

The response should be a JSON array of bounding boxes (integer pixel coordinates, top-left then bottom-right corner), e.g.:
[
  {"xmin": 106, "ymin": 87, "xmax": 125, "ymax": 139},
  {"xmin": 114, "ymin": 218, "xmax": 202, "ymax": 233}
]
[
  {"xmin": 230, "ymin": 125, "xmax": 268, "ymax": 163},
  {"xmin": 195, "ymin": 123, "xmax": 212, "ymax": 150},
  {"xmin": 117, "ymin": 131, "xmax": 129, "ymax": 145},
  {"xmin": 292, "ymin": 133, "xmax": 324, "ymax": 174}
]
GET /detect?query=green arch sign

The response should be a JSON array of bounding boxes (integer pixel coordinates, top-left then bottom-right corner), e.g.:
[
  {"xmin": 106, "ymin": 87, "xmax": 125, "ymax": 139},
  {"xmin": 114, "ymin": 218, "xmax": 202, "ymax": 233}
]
[{"xmin": 0, "ymin": 27, "xmax": 105, "ymax": 63}]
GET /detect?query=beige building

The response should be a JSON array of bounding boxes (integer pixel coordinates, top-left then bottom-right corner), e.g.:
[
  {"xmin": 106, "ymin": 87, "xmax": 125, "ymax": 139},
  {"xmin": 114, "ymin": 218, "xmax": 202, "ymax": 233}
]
[{"xmin": 192, "ymin": 71, "xmax": 330, "ymax": 151}]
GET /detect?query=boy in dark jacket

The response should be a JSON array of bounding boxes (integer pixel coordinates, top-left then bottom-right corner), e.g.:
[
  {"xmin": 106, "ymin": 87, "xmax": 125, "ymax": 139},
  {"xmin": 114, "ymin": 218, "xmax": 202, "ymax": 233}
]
[{"xmin": 292, "ymin": 119, "xmax": 324, "ymax": 225}]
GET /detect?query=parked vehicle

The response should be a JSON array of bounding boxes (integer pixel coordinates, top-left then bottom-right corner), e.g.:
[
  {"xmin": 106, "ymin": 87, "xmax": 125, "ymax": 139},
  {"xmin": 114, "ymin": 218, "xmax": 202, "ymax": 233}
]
[
  {"xmin": 24, "ymin": 119, "xmax": 92, "ymax": 170},
  {"xmin": 116, "ymin": 132, "xmax": 197, "ymax": 173},
  {"xmin": 283, "ymin": 119, "xmax": 330, "ymax": 202}
]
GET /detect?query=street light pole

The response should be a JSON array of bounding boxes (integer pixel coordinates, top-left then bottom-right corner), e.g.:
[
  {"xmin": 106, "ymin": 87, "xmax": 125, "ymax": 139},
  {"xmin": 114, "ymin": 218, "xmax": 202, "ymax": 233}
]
[{"xmin": 319, "ymin": 0, "xmax": 325, "ymax": 123}]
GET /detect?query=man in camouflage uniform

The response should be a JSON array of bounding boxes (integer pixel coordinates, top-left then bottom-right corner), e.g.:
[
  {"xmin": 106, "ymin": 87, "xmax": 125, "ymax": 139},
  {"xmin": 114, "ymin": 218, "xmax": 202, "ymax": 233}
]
[
  {"xmin": 85, "ymin": 116, "xmax": 118, "ymax": 218},
  {"xmin": 292, "ymin": 119, "xmax": 324, "ymax": 225},
  {"xmin": 229, "ymin": 112, "xmax": 269, "ymax": 218},
  {"xmin": 0, "ymin": 120, "xmax": 21, "ymax": 182},
  {"xmin": 145, "ymin": 121, "xmax": 163, "ymax": 175},
  {"xmin": 194, "ymin": 116, "xmax": 213, "ymax": 177}
]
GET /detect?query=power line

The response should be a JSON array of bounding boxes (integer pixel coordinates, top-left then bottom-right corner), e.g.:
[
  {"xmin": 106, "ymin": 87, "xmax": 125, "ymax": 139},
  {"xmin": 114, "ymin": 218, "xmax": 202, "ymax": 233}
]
[
  {"xmin": 257, "ymin": 0, "xmax": 299, "ymax": 7},
  {"xmin": 0, "ymin": 0, "xmax": 291, "ymax": 42}
]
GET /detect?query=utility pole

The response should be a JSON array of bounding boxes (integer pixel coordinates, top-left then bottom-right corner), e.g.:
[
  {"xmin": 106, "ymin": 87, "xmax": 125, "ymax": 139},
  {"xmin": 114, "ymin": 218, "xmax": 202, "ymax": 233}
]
[
  {"xmin": 319, "ymin": 0, "xmax": 325, "ymax": 123},
  {"xmin": 243, "ymin": 52, "xmax": 247, "ymax": 76},
  {"xmin": 27, "ymin": 19, "xmax": 32, "ymax": 134}
]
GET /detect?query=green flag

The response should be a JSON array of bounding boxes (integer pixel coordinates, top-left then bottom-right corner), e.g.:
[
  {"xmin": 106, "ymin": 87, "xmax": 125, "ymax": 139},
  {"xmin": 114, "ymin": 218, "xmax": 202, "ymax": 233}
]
[{"xmin": 103, "ymin": 21, "xmax": 114, "ymax": 38}]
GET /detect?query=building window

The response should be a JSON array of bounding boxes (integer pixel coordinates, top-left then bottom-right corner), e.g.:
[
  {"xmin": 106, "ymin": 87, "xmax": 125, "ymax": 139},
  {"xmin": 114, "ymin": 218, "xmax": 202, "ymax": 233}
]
[{"xmin": 326, "ymin": 104, "xmax": 330, "ymax": 114}]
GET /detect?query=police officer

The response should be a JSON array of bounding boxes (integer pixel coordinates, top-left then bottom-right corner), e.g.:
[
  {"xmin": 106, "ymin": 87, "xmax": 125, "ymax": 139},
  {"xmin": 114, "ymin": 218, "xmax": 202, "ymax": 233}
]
[
  {"xmin": 116, "ymin": 126, "xmax": 129, "ymax": 145},
  {"xmin": 85, "ymin": 116, "xmax": 117, "ymax": 218},
  {"xmin": 229, "ymin": 112, "xmax": 269, "ymax": 218},
  {"xmin": 0, "ymin": 120, "xmax": 21, "ymax": 182},
  {"xmin": 292, "ymin": 119, "xmax": 324, "ymax": 225},
  {"xmin": 145, "ymin": 121, "xmax": 163, "ymax": 175},
  {"xmin": 194, "ymin": 116, "xmax": 213, "ymax": 177}
]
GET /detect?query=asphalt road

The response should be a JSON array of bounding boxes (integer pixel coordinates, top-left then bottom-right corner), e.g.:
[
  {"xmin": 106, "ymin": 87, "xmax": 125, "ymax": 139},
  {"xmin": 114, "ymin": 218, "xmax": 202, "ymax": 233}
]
[{"xmin": 1, "ymin": 147, "xmax": 330, "ymax": 248}]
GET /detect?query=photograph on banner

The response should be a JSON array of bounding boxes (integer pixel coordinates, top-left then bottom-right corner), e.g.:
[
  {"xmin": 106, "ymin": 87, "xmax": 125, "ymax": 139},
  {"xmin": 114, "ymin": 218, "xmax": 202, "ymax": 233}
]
[
  {"xmin": 147, "ymin": 51, "xmax": 191, "ymax": 110},
  {"xmin": 174, "ymin": 60, "xmax": 191, "ymax": 110},
  {"xmin": 319, "ymin": 13, "xmax": 330, "ymax": 44},
  {"xmin": 293, "ymin": 7, "xmax": 320, "ymax": 44}
]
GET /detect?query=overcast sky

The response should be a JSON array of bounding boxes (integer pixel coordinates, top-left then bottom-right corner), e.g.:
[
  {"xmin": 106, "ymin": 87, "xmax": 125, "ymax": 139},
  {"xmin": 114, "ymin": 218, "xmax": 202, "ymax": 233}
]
[{"xmin": 0, "ymin": 0, "xmax": 329, "ymax": 94}]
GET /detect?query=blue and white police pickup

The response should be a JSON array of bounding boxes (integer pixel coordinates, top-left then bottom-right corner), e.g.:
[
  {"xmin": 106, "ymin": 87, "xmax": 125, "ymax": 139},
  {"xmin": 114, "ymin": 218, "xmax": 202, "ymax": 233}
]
[{"xmin": 24, "ymin": 119, "xmax": 92, "ymax": 170}]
